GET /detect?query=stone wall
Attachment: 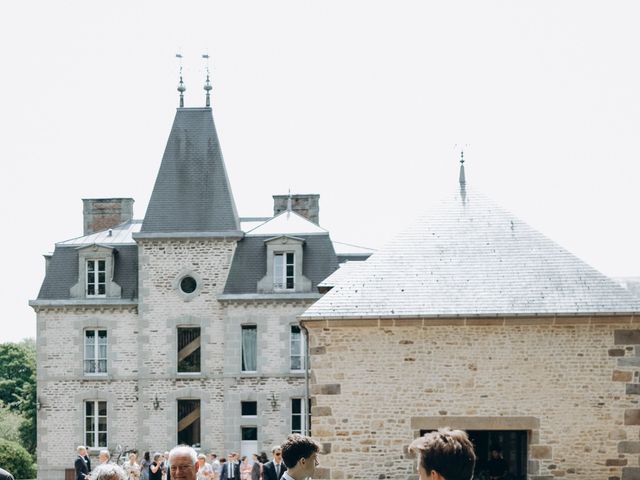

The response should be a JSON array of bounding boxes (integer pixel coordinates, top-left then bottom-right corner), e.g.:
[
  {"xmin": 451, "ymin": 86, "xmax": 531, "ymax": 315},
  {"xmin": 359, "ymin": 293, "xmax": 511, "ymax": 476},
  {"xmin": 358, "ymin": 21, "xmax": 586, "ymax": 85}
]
[
  {"xmin": 36, "ymin": 238, "xmax": 315, "ymax": 479},
  {"xmin": 303, "ymin": 317, "xmax": 640, "ymax": 480}
]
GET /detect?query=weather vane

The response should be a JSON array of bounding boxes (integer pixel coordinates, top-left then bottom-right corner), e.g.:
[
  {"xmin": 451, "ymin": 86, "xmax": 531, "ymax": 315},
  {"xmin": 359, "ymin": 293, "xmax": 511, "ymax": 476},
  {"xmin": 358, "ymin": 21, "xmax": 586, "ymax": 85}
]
[
  {"xmin": 176, "ymin": 53, "xmax": 185, "ymax": 107},
  {"xmin": 202, "ymin": 54, "xmax": 212, "ymax": 107}
]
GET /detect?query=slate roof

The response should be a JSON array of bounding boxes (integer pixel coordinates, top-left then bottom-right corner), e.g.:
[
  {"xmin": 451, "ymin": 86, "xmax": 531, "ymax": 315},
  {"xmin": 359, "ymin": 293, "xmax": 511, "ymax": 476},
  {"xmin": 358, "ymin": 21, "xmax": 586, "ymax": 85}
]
[
  {"xmin": 301, "ymin": 186, "xmax": 640, "ymax": 319},
  {"xmin": 58, "ymin": 220, "xmax": 141, "ymax": 245},
  {"xmin": 140, "ymin": 107, "xmax": 240, "ymax": 234},
  {"xmin": 37, "ymin": 244, "xmax": 138, "ymax": 300},
  {"xmin": 247, "ymin": 210, "xmax": 328, "ymax": 235},
  {"xmin": 224, "ymin": 235, "xmax": 339, "ymax": 294}
]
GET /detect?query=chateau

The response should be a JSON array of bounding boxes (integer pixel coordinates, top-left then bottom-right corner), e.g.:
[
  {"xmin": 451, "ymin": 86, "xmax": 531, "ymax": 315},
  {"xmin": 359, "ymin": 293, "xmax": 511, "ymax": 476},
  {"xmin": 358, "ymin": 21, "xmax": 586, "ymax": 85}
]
[{"xmin": 30, "ymin": 91, "xmax": 369, "ymax": 479}]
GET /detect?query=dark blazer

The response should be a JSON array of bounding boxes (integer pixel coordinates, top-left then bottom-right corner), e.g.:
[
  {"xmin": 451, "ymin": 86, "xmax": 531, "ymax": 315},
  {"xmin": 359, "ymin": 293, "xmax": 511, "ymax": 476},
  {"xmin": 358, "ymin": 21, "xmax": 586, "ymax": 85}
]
[
  {"xmin": 220, "ymin": 461, "xmax": 240, "ymax": 480},
  {"xmin": 74, "ymin": 455, "xmax": 91, "ymax": 480},
  {"xmin": 262, "ymin": 461, "xmax": 286, "ymax": 480}
]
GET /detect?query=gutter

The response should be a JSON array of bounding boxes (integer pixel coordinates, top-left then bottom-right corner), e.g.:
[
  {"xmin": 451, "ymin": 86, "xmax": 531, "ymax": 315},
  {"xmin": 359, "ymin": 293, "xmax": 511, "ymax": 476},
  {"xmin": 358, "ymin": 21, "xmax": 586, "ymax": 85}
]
[{"xmin": 300, "ymin": 323, "xmax": 311, "ymax": 436}]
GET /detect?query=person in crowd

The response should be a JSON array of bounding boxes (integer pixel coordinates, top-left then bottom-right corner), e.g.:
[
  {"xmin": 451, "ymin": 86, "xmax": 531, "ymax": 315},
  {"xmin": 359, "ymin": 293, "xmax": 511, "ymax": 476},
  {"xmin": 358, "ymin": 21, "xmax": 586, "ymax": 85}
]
[
  {"xmin": 209, "ymin": 453, "xmax": 221, "ymax": 480},
  {"xmin": 99, "ymin": 450, "xmax": 111, "ymax": 464},
  {"xmin": 262, "ymin": 446, "xmax": 286, "ymax": 480},
  {"xmin": 409, "ymin": 427, "xmax": 476, "ymax": 480},
  {"xmin": 196, "ymin": 454, "xmax": 213, "ymax": 480},
  {"xmin": 0, "ymin": 467, "xmax": 14, "ymax": 480},
  {"xmin": 250, "ymin": 453, "xmax": 262, "ymax": 480},
  {"xmin": 220, "ymin": 453, "xmax": 240, "ymax": 480},
  {"xmin": 168, "ymin": 446, "xmax": 198, "ymax": 480},
  {"xmin": 124, "ymin": 452, "xmax": 142, "ymax": 480},
  {"xmin": 91, "ymin": 463, "xmax": 127, "ymax": 480},
  {"xmin": 164, "ymin": 451, "xmax": 172, "ymax": 480},
  {"xmin": 149, "ymin": 453, "xmax": 164, "ymax": 480},
  {"xmin": 75, "ymin": 446, "xmax": 92, "ymax": 480},
  {"xmin": 140, "ymin": 452, "xmax": 151, "ymax": 480},
  {"xmin": 239, "ymin": 456, "xmax": 252, "ymax": 480},
  {"xmin": 487, "ymin": 446, "xmax": 508, "ymax": 480},
  {"xmin": 279, "ymin": 434, "xmax": 320, "ymax": 480}
]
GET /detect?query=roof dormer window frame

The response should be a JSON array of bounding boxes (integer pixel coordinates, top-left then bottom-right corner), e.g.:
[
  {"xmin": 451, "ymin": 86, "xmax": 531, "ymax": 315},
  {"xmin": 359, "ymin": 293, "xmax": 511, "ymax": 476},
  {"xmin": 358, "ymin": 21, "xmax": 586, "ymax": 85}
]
[
  {"xmin": 257, "ymin": 235, "xmax": 312, "ymax": 294},
  {"xmin": 70, "ymin": 244, "xmax": 122, "ymax": 300}
]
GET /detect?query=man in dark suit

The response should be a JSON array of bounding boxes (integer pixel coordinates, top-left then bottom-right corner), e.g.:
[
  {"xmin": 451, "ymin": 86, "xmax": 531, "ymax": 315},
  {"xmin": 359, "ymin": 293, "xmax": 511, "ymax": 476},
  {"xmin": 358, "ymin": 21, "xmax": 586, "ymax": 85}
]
[
  {"xmin": 262, "ymin": 446, "xmax": 286, "ymax": 480},
  {"xmin": 220, "ymin": 452, "xmax": 240, "ymax": 480},
  {"xmin": 75, "ymin": 446, "xmax": 92, "ymax": 480}
]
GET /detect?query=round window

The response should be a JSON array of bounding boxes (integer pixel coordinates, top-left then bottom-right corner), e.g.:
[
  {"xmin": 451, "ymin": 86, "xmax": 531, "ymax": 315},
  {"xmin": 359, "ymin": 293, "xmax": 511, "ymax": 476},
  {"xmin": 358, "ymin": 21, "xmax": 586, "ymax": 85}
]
[{"xmin": 180, "ymin": 276, "xmax": 197, "ymax": 294}]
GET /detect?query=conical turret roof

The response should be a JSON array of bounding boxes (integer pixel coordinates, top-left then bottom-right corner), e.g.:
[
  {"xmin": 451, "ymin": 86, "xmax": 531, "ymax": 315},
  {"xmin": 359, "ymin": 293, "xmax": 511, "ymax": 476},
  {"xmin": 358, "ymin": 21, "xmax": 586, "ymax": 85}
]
[{"xmin": 140, "ymin": 107, "xmax": 240, "ymax": 236}]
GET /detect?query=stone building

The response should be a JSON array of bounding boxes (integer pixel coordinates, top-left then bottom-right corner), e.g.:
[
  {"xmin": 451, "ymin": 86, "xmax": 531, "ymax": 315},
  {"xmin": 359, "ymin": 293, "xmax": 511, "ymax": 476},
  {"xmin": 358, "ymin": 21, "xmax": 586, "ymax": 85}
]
[
  {"xmin": 300, "ymin": 164, "xmax": 640, "ymax": 480},
  {"xmin": 30, "ymin": 98, "xmax": 370, "ymax": 478}
]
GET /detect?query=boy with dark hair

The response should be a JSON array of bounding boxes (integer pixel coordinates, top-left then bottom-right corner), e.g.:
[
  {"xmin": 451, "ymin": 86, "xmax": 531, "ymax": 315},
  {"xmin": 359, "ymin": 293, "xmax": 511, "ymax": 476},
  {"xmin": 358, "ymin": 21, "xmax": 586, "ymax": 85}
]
[
  {"xmin": 280, "ymin": 434, "xmax": 320, "ymax": 480},
  {"xmin": 409, "ymin": 427, "xmax": 476, "ymax": 480}
]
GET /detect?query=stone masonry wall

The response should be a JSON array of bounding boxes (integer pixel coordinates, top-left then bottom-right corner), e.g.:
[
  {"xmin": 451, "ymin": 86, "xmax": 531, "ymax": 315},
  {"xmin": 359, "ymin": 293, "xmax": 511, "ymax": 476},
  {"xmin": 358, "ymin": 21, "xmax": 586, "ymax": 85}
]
[{"xmin": 304, "ymin": 319, "xmax": 640, "ymax": 480}]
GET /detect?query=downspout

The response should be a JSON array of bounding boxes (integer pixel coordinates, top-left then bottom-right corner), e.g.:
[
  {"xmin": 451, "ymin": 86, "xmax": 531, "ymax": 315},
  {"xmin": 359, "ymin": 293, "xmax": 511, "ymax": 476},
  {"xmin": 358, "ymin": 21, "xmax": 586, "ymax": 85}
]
[{"xmin": 300, "ymin": 323, "xmax": 311, "ymax": 436}]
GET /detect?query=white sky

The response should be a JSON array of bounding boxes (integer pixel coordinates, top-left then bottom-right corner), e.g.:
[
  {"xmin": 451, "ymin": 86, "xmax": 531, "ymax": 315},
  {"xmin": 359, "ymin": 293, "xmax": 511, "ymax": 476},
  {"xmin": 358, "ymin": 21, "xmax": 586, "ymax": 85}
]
[{"xmin": 1, "ymin": 1, "xmax": 639, "ymax": 342}]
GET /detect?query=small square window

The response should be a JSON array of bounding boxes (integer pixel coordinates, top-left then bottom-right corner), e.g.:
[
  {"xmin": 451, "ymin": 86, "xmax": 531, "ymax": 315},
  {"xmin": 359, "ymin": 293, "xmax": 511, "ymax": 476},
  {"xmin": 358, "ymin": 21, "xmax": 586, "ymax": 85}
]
[
  {"xmin": 241, "ymin": 401, "xmax": 257, "ymax": 417},
  {"xmin": 241, "ymin": 426, "xmax": 258, "ymax": 441}
]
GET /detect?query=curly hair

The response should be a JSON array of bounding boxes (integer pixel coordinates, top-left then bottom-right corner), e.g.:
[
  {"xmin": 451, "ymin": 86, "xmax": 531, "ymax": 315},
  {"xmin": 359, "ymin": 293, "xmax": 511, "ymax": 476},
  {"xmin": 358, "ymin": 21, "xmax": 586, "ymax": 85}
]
[
  {"xmin": 409, "ymin": 428, "xmax": 476, "ymax": 480},
  {"xmin": 280, "ymin": 434, "xmax": 320, "ymax": 469}
]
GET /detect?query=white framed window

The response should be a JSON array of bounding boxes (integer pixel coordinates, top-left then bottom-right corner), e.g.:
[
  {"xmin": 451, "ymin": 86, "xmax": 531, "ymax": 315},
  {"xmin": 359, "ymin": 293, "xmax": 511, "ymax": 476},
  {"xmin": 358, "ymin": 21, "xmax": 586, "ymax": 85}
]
[
  {"xmin": 273, "ymin": 252, "xmax": 295, "ymax": 290},
  {"xmin": 291, "ymin": 398, "xmax": 310, "ymax": 434},
  {"xmin": 241, "ymin": 325, "xmax": 257, "ymax": 372},
  {"xmin": 84, "ymin": 329, "xmax": 107, "ymax": 374},
  {"xmin": 85, "ymin": 400, "xmax": 107, "ymax": 448},
  {"xmin": 86, "ymin": 259, "xmax": 106, "ymax": 296},
  {"xmin": 290, "ymin": 325, "xmax": 304, "ymax": 371}
]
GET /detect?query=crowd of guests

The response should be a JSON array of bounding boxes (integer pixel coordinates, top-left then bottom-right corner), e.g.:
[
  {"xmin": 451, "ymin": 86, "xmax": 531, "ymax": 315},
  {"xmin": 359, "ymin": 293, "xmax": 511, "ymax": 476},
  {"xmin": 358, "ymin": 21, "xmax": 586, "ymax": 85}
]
[
  {"xmin": 75, "ymin": 442, "xmax": 290, "ymax": 480},
  {"xmin": 75, "ymin": 428, "xmax": 479, "ymax": 480}
]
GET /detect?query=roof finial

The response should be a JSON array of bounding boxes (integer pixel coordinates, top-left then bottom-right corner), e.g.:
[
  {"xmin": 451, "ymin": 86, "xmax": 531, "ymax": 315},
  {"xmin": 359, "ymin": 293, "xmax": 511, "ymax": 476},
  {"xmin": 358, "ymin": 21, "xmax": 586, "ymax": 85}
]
[
  {"xmin": 459, "ymin": 149, "xmax": 466, "ymax": 185},
  {"xmin": 286, "ymin": 189, "xmax": 293, "ymax": 215},
  {"xmin": 202, "ymin": 54, "xmax": 212, "ymax": 107},
  {"xmin": 176, "ymin": 53, "xmax": 186, "ymax": 108}
]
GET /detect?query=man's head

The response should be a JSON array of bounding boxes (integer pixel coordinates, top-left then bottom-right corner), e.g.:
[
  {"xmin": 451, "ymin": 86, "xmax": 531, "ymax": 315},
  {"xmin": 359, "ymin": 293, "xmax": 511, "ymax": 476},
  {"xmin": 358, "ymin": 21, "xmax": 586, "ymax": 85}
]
[
  {"xmin": 77, "ymin": 446, "xmax": 87, "ymax": 457},
  {"xmin": 271, "ymin": 445, "xmax": 282, "ymax": 464},
  {"xmin": 99, "ymin": 450, "xmax": 111, "ymax": 464},
  {"xmin": 280, "ymin": 434, "xmax": 320, "ymax": 480},
  {"xmin": 409, "ymin": 428, "xmax": 476, "ymax": 480},
  {"xmin": 169, "ymin": 446, "xmax": 198, "ymax": 480},
  {"xmin": 91, "ymin": 463, "xmax": 126, "ymax": 480}
]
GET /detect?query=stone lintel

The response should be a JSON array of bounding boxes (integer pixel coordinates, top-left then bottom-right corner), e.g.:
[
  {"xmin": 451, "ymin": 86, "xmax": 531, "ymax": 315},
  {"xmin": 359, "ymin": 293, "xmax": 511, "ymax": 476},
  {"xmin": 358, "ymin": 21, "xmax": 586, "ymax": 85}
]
[{"xmin": 410, "ymin": 415, "xmax": 539, "ymax": 431}]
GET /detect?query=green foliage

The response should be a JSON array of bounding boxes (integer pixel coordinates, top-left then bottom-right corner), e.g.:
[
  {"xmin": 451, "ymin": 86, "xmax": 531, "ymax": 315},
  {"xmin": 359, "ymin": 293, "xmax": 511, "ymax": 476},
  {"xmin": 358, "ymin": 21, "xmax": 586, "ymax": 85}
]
[
  {"xmin": 0, "ymin": 340, "xmax": 36, "ymax": 456},
  {"xmin": 0, "ymin": 438, "xmax": 36, "ymax": 479},
  {"xmin": 0, "ymin": 402, "xmax": 23, "ymax": 443}
]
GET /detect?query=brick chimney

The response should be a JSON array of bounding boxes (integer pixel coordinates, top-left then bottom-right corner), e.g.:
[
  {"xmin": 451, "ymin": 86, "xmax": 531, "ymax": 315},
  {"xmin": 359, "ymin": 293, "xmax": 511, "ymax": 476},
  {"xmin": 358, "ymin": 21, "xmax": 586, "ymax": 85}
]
[
  {"xmin": 83, "ymin": 198, "xmax": 134, "ymax": 235},
  {"xmin": 273, "ymin": 194, "xmax": 320, "ymax": 225}
]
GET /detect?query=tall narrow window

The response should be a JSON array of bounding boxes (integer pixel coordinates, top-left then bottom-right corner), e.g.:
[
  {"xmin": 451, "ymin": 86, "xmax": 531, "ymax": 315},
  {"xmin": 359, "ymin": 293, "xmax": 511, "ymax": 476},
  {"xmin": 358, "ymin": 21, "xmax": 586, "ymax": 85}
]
[
  {"xmin": 290, "ymin": 325, "xmax": 304, "ymax": 371},
  {"xmin": 273, "ymin": 252, "xmax": 295, "ymax": 290},
  {"xmin": 85, "ymin": 400, "xmax": 107, "ymax": 448},
  {"xmin": 241, "ymin": 325, "xmax": 257, "ymax": 372},
  {"xmin": 86, "ymin": 260, "xmax": 106, "ymax": 296},
  {"xmin": 177, "ymin": 327, "xmax": 201, "ymax": 373},
  {"xmin": 84, "ymin": 329, "xmax": 107, "ymax": 374},
  {"xmin": 291, "ymin": 398, "xmax": 310, "ymax": 435},
  {"xmin": 177, "ymin": 399, "xmax": 201, "ymax": 447}
]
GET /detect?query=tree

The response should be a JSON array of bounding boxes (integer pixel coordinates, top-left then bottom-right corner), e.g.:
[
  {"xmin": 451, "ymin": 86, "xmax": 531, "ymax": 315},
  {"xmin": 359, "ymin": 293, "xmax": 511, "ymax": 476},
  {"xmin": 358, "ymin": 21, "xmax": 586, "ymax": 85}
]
[
  {"xmin": 0, "ymin": 438, "xmax": 36, "ymax": 479},
  {"xmin": 0, "ymin": 340, "xmax": 36, "ymax": 455},
  {"xmin": 0, "ymin": 402, "xmax": 23, "ymax": 443}
]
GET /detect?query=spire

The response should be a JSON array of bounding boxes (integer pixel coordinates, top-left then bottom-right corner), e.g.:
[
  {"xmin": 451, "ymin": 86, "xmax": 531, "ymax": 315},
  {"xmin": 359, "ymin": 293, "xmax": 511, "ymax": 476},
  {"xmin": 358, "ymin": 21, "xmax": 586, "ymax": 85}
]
[
  {"xmin": 176, "ymin": 53, "xmax": 186, "ymax": 108},
  {"xmin": 202, "ymin": 54, "xmax": 212, "ymax": 107},
  {"xmin": 458, "ymin": 149, "xmax": 467, "ymax": 204}
]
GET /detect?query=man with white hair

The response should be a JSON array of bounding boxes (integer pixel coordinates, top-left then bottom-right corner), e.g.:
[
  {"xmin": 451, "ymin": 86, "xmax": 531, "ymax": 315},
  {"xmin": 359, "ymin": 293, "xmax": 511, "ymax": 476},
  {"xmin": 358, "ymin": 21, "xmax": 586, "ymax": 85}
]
[
  {"xmin": 75, "ymin": 446, "xmax": 91, "ymax": 480},
  {"xmin": 168, "ymin": 446, "xmax": 198, "ymax": 480},
  {"xmin": 91, "ymin": 463, "xmax": 127, "ymax": 480}
]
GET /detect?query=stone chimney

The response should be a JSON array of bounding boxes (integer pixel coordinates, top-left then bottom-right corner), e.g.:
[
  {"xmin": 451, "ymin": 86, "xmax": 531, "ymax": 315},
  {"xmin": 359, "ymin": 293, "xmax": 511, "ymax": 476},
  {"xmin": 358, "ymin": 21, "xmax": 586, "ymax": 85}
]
[
  {"xmin": 83, "ymin": 198, "xmax": 134, "ymax": 235},
  {"xmin": 273, "ymin": 194, "xmax": 320, "ymax": 225}
]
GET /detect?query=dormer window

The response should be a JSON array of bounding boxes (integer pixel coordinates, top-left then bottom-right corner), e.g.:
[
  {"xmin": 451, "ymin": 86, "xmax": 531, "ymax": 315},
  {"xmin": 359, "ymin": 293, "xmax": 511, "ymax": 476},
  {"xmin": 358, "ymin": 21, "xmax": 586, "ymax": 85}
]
[
  {"xmin": 70, "ymin": 244, "xmax": 122, "ymax": 300},
  {"xmin": 274, "ymin": 252, "xmax": 295, "ymax": 290},
  {"xmin": 257, "ymin": 236, "xmax": 312, "ymax": 294},
  {"xmin": 87, "ymin": 259, "xmax": 106, "ymax": 296}
]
